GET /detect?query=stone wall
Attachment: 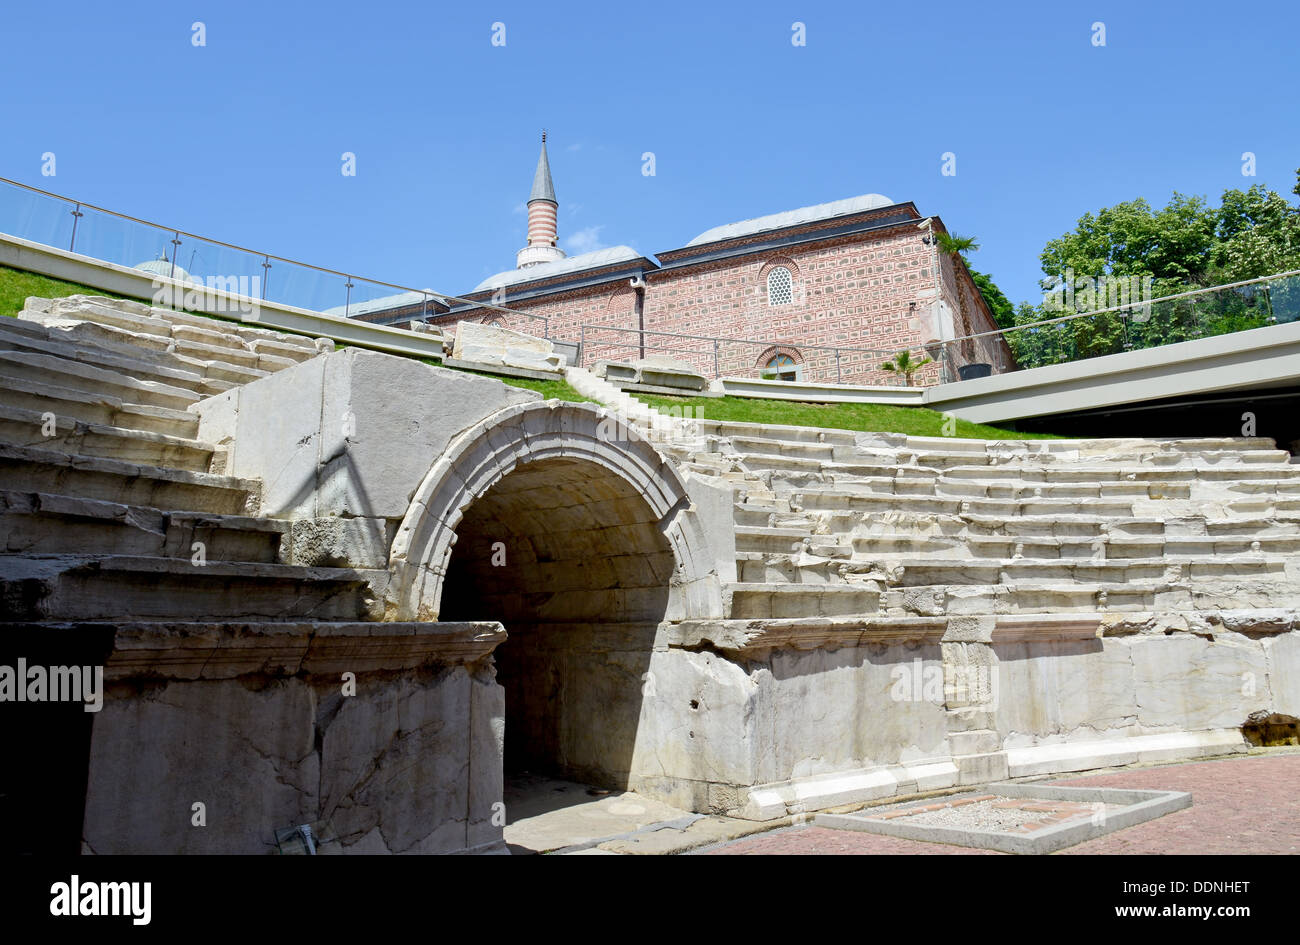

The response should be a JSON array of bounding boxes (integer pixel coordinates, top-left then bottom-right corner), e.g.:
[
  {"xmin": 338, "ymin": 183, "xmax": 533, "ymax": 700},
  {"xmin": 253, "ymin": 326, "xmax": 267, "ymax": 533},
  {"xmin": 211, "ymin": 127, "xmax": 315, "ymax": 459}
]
[{"xmin": 7, "ymin": 621, "xmax": 507, "ymax": 854}]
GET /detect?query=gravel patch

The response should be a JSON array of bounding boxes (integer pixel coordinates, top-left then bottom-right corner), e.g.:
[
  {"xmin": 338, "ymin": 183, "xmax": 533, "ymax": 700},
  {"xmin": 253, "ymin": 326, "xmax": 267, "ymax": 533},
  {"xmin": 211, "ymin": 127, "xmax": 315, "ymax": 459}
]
[
  {"xmin": 901, "ymin": 800, "xmax": 1062, "ymax": 830},
  {"xmin": 864, "ymin": 795, "xmax": 1124, "ymax": 831}
]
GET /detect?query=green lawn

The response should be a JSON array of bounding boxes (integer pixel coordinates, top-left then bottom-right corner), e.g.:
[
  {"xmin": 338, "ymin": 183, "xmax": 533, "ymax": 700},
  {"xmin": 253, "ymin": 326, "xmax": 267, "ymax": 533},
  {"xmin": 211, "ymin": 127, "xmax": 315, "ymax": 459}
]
[
  {"xmin": 442, "ymin": 366, "xmax": 597, "ymax": 404},
  {"xmin": 635, "ymin": 393, "xmax": 1061, "ymax": 439},
  {"xmin": 0, "ymin": 264, "xmax": 136, "ymax": 317}
]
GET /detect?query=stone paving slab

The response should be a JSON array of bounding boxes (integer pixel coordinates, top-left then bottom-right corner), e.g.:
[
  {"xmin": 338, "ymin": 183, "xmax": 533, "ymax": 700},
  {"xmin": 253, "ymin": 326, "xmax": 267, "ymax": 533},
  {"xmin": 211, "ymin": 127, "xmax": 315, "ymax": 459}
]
[
  {"xmin": 701, "ymin": 752, "xmax": 1300, "ymax": 855},
  {"xmin": 503, "ymin": 776, "xmax": 793, "ymax": 855}
]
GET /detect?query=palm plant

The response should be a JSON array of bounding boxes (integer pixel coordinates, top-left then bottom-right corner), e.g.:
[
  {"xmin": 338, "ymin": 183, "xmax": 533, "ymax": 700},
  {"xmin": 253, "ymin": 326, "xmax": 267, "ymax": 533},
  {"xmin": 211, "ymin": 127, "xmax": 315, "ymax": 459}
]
[
  {"xmin": 934, "ymin": 232, "xmax": 980, "ymax": 257},
  {"xmin": 880, "ymin": 349, "xmax": 934, "ymax": 386}
]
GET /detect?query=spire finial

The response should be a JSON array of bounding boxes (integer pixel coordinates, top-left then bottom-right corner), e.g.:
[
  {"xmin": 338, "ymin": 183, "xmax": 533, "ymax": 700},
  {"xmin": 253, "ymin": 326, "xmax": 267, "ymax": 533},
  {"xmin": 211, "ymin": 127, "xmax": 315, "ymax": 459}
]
[{"xmin": 528, "ymin": 133, "xmax": 557, "ymax": 204}]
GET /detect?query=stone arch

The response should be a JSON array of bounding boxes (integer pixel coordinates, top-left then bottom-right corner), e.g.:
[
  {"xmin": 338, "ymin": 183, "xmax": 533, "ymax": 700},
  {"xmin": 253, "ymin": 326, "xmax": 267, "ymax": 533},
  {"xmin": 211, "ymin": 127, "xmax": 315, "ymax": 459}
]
[
  {"xmin": 606, "ymin": 282, "xmax": 636, "ymax": 313},
  {"xmin": 386, "ymin": 400, "xmax": 726, "ymax": 788},
  {"xmin": 758, "ymin": 255, "xmax": 801, "ymax": 280},
  {"xmin": 755, "ymin": 344, "xmax": 804, "ymax": 369},
  {"xmin": 386, "ymin": 400, "xmax": 723, "ymax": 624}
]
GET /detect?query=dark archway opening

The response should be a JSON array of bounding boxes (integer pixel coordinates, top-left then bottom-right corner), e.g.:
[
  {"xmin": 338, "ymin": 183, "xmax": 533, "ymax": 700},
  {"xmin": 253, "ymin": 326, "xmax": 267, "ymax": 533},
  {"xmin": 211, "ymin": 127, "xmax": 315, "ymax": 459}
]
[{"xmin": 438, "ymin": 456, "xmax": 675, "ymax": 792}]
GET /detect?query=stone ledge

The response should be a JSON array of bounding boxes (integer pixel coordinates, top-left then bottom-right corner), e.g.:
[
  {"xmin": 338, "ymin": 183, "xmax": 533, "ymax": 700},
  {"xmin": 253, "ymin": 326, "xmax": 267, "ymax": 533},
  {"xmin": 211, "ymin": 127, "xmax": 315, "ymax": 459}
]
[
  {"xmin": 1004, "ymin": 730, "xmax": 1248, "ymax": 778},
  {"xmin": 741, "ymin": 760, "xmax": 961, "ymax": 819},
  {"xmin": 714, "ymin": 376, "xmax": 927, "ymax": 405},
  {"xmin": 441, "ymin": 356, "xmax": 564, "ymax": 381},
  {"xmin": 666, "ymin": 616, "xmax": 949, "ymax": 652},
  {"xmin": 606, "ymin": 379, "xmax": 724, "ymax": 398},
  {"xmin": 2, "ymin": 620, "xmax": 506, "ymax": 680}
]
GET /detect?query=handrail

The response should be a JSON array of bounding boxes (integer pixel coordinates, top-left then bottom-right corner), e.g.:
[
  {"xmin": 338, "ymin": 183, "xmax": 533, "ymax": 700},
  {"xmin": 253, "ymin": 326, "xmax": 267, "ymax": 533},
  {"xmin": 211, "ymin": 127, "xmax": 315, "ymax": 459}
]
[
  {"xmin": 0, "ymin": 174, "xmax": 548, "ymax": 329},
  {"xmin": 944, "ymin": 268, "xmax": 1300, "ymax": 346},
  {"xmin": 576, "ymin": 321, "xmax": 900, "ymax": 358}
]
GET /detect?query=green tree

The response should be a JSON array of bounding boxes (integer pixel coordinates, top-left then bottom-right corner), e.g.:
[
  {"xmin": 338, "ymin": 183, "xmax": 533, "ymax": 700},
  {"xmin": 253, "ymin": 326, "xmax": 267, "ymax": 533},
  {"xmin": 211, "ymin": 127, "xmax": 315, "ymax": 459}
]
[
  {"xmin": 1016, "ymin": 169, "xmax": 1300, "ymax": 369},
  {"xmin": 969, "ymin": 268, "xmax": 1015, "ymax": 329}
]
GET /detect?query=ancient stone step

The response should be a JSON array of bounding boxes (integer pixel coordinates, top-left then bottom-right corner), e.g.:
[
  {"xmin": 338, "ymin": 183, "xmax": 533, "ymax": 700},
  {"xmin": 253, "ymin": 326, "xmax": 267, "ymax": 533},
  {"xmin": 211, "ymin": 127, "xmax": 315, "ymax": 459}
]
[
  {"xmin": 882, "ymin": 580, "xmax": 1300, "ymax": 616},
  {"xmin": 941, "ymin": 463, "xmax": 1300, "ymax": 483},
  {"xmin": 21, "ymin": 306, "xmax": 281, "ymax": 387},
  {"xmin": 21, "ymin": 308, "xmax": 175, "ymax": 354},
  {"xmin": 733, "ymin": 525, "xmax": 825, "ymax": 552},
  {"xmin": 0, "ymin": 316, "xmax": 215, "ymax": 395},
  {"xmin": 734, "ymin": 552, "xmax": 875, "ymax": 585},
  {"xmin": 0, "ymin": 490, "xmax": 285, "ymax": 562},
  {"xmin": 725, "ymin": 582, "xmax": 881, "ymax": 619},
  {"xmin": 787, "ymin": 487, "xmax": 1137, "ymax": 520},
  {"xmin": 697, "ymin": 419, "xmax": 859, "ymax": 446},
  {"xmin": 0, "ymin": 348, "xmax": 200, "ymax": 412},
  {"xmin": 135, "ymin": 302, "xmax": 321, "ymax": 352},
  {"xmin": 848, "ymin": 533, "xmax": 1300, "ymax": 560},
  {"xmin": 37, "ymin": 297, "xmax": 174, "ymax": 338},
  {"xmin": 171, "ymin": 323, "xmax": 258, "ymax": 356},
  {"xmin": 1227, "ymin": 497, "xmax": 1300, "ymax": 515},
  {"xmin": 728, "ymin": 435, "xmax": 836, "ymax": 461},
  {"xmin": 936, "ymin": 478, "xmax": 1192, "ymax": 501},
  {"xmin": 0, "ymin": 554, "xmax": 384, "ymax": 621},
  {"xmin": 0, "ymin": 443, "xmax": 258, "ymax": 514},
  {"xmin": 0, "ymin": 370, "xmax": 200, "ymax": 440},
  {"xmin": 884, "ymin": 556, "xmax": 1286, "ymax": 588},
  {"xmin": 248, "ymin": 337, "xmax": 318, "ymax": 362},
  {"xmin": 0, "ymin": 403, "xmax": 216, "ymax": 472}
]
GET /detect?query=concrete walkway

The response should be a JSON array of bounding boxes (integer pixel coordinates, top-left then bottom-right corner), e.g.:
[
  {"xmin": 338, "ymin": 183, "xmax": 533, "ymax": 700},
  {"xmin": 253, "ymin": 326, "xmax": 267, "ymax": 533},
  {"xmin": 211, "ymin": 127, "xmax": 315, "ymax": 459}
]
[{"xmin": 502, "ymin": 775, "xmax": 774, "ymax": 854}]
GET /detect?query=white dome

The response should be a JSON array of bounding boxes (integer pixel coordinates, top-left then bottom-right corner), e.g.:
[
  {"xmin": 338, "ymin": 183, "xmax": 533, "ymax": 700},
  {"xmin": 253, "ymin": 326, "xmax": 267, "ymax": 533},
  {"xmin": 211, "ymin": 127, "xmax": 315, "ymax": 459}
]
[
  {"xmin": 474, "ymin": 245, "xmax": 644, "ymax": 292},
  {"xmin": 134, "ymin": 259, "xmax": 203, "ymax": 285}
]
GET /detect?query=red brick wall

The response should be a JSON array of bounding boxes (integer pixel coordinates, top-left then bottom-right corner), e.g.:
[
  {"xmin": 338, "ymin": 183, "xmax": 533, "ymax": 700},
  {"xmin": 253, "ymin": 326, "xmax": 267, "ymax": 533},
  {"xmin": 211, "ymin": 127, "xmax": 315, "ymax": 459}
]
[
  {"xmin": 433, "ymin": 220, "xmax": 1009, "ymax": 388},
  {"xmin": 433, "ymin": 282, "xmax": 635, "ymax": 363},
  {"xmin": 637, "ymin": 228, "xmax": 943, "ymax": 385}
]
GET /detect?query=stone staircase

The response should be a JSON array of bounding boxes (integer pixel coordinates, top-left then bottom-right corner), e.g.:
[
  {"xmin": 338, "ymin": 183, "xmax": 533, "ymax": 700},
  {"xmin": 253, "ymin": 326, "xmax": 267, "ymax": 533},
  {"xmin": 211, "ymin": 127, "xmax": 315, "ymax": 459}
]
[
  {"xmin": 639, "ymin": 414, "xmax": 1300, "ymax": 625},
  {"xmin": 0, "ymin": 295, "xmax": 388, "ymax": 622}
]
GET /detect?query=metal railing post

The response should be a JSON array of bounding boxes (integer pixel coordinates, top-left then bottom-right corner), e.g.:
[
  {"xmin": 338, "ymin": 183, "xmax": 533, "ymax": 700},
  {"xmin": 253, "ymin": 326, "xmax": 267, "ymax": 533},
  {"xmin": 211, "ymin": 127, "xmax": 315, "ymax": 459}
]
[
  {"xmin": 261, "ymin": 255, "xmax": 271, "ymax": 299},
  {"xmin": 169, "ymin": 232, "xmax": 181, "ymax": 281},
  {"xmin": 68, "ymin": 202, "xmax": 83, "ymax": 252},
  {"xmin": 835, "ymin": 349, "xmax": 841, "ymax": 384},
  {"xmin": 713, "ymin": 338, "xmax": 720, "ymax": 378},
  {"xmin": 344, "ymin": 276, "xmax": 354, "ymax": 318}
]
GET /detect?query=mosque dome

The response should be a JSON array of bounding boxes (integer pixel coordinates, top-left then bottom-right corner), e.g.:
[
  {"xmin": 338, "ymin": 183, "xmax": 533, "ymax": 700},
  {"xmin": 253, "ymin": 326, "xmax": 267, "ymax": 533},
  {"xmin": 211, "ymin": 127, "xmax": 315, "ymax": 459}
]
[{"xmin": 134, "ymin": 258, "xmax": 203, "ymax": 285}]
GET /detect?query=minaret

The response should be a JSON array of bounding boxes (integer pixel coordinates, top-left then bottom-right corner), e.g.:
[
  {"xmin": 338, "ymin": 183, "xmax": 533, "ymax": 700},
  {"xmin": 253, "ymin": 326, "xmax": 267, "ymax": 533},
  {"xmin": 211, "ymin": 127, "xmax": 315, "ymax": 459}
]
[{"xmin": 516, "ymin": 132, "xmax": 566, "ymax": 269}]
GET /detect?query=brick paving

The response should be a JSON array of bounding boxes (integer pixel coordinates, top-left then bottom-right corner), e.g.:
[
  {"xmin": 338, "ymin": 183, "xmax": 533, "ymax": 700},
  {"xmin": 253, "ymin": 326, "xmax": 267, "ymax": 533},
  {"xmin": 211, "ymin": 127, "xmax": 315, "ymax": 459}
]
[{"xmin": 704, "ymin": 753, "xmax": 1300, "ymax": 855}]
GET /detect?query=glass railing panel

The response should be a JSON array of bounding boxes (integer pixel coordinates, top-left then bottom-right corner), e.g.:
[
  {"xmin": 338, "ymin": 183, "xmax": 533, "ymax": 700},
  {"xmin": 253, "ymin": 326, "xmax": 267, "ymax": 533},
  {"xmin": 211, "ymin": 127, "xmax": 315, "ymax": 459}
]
[{"xmin": 0, "ymin": 184, "xmax": 75, "ymax": 251}]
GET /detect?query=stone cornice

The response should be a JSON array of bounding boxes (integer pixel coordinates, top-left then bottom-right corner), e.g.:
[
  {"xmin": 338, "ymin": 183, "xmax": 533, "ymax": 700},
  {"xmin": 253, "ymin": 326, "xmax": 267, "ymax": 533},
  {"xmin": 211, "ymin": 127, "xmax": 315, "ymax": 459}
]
[{"xmin": 6, "ymin": 621, "xmax": 507, "ymax": 680}]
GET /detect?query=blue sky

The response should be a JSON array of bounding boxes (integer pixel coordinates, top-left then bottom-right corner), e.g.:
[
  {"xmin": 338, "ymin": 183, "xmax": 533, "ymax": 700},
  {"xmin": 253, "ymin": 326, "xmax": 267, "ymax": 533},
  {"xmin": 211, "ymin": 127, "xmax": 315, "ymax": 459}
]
[{"xmin": 3, "ymin": 0, "xmax": 1298, "ymax": 307}]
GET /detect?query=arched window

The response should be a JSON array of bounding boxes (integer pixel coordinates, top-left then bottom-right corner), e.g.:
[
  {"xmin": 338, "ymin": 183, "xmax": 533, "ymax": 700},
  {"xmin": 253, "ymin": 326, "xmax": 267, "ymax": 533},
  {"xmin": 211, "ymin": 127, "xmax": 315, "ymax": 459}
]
[
  {"xmin": 767, "ymin": 266, "xmax": 794, "ymax": 306},
  {"xmin": 761, "ymin": 352, "xmax": 799, "ymax": 382}
]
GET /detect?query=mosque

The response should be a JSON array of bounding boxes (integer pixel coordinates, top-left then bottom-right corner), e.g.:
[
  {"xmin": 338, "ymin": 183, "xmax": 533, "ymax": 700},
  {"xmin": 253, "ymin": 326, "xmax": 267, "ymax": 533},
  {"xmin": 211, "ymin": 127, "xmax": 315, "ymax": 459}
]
[{"xmin": 352, "ymin": 135, "xmax": 1007, "ymax": 385}]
